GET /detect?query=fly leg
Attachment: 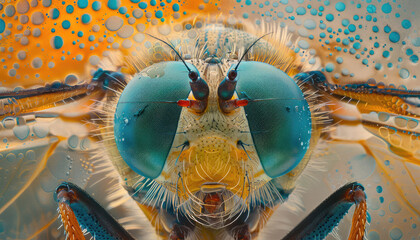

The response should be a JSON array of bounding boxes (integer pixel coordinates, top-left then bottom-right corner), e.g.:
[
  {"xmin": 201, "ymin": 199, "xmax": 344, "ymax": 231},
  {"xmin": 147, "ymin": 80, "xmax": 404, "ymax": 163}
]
[
  {"xmin": 294, "ymin": 70, "xmax": 420, "ymax": 118},
  {"xmin": 0, "ymin": 69, "xmax": 126, "ymax": 118},
  {"xmin": 282, "ymin": 182, "xmax": 367, "ymax": 240},
  {"xmin": 54, "ymin": 182, "xmax": 135, "ymax": 240},
  {"xmin": 295, "ymin": 71, "xmax": 420, "ymax": 159}
]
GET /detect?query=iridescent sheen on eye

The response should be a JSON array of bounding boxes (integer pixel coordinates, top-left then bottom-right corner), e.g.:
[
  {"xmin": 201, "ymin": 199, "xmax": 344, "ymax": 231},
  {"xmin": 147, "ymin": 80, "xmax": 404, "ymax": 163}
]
[
  {"xmin": 235, "ymin": 61, "xmax": 312, "ymax": 178},
  {"xmin": 114, "ymin": 61, "xmax": 197, "ymax": 179}
]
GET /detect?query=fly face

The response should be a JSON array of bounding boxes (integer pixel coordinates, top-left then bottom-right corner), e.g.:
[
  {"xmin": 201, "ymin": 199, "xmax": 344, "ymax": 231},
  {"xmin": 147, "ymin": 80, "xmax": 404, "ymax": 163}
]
[
  {"xmin": 160, "ymin": 61, "xmax": 264, "ymax": 228},
  {"xmin": 112, "ymin": 27, "xmax": 314, "ymax": 231}
]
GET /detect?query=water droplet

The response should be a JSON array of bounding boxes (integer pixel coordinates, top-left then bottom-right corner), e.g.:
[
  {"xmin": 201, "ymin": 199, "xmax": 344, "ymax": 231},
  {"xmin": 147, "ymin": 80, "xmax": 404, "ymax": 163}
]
[
  {"xmin": 325, "ymin": 63, "xmax": 335, "ymax": 72},
  {"xmin": 349, "ymin": 154, "xmax": 376, "ymax": 179},
  {"xmin": 25, "ymin": 150, "xmax": 35, "ymax": 160},
  {"xmin": 326, "ymin": 13, "xmax": 334, "ymax": 21},
  {"xmin": 13, "ymin": 125, "xmax": 30, "ymax": 140},
  {"xmin": 80, "ymin": 138, "xmax": 91, "ymax": 150},
  {"xmin": 389, "ymin": 32, "xmax": 400, "ymax": 43},
  {"xmin": 105, "ymin": 16, "xmax": 124, "ymax": 31},
  {"xmin": 381, "ymin": 3, "xmax": 392, "ymax": 14},
  {"xmin": 77, "ymin": 0, "xmax": 88, "ymax": 8},
  {"xmin": 68, "ymin": 135, "xmax": 79, "ymax": 149},
  {"xmin": 6, "ymin": 153, "xmax": 16, "ymax": 162},
  {"xmin": 389, "ymin": 227, "xmax": 403, "ymax": 240},
  {"xmin": 335, "ymin": 2, "xmax": 346, "ymax": 12},
  {"xmin": 297, "ymin": 40, "xmax": 309, "ymax": 49},
  {"xmin": 296, "ymin": 7, "xmax": 306, "ymax": 15},
  {"xmin": 3, "ymin": 118, "xmax": 15, "ymax": 129},
  {"xmin": 401, "ymin": 19, "xmax": 411, "ymax": 29},
  {"xmin": 33, "ymin": 125, "xmax": 49, "ymax": 138},
  {"xmin": 107, "ymin": 0, "xmax": 121, "ymax": 10},
  {"xmin": 368, "ymin": 231, "xmax": 380, "ymax": 240},
  {"xmin": 389, "ymin": 201, "xmax": 401, "ymax": 213},
  {"xmin": 399, "ymin": 68, "xmax": 410, "ymax": 79},
  {"xmin": 367, "ymin": 4, "xmax": 376, "ymax": 13}
]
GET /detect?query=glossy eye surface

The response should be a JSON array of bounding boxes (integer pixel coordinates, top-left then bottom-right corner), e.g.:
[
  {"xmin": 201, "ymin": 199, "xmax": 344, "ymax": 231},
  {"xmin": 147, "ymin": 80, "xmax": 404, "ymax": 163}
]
[
  {"xmin": 235, "ymin": 61, "xmax": 312, "ymax": 178},
  {"xmin": 114, "ymin": 61, "xmax": 196, "ymax": 179}
]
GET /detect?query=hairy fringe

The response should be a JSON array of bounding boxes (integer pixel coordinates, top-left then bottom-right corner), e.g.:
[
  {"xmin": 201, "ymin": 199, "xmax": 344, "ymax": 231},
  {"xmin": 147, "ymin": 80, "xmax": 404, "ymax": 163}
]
[{"xmin": 90, "ymin": 17, "xmax": 335, "ymax": 239}]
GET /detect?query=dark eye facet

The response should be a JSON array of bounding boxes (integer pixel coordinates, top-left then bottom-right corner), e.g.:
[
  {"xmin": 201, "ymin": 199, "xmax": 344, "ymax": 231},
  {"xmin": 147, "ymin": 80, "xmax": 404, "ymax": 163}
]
[
  {"xmin": 114, "ymin": 61, "xmax": 197, "ymax": 179},
  {"xmin": 235, "ymin": 61, "xmax": 312, "ymax": 178},
  {"xmin": 228, "ymin": 70, "xmax": 237, "ymax": 80},
  {"xmin": 188, "ymin": 71, "xmax": 199, "ymax": 81}
]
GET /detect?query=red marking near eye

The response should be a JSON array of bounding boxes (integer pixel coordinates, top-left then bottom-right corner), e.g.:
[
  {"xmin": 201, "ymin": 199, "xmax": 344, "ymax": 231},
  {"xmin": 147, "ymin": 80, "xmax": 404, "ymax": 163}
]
[
  {"xmin": 235, "ymin": 99, "xmax": 249, "ymax": 107},
  {"xmin": 177, "ymin": 100, "xmax": 191, "ymax": 107},
  {"xmin": 177, "ymin": 99, "xmax": 207, "ymax": 113}
]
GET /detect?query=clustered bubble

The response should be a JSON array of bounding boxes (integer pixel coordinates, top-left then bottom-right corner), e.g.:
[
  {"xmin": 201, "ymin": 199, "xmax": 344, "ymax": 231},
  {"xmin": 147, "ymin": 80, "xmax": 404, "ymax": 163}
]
[{"xmin": 0, "ymin": 0, "xmax": 187, "ymax": 85}]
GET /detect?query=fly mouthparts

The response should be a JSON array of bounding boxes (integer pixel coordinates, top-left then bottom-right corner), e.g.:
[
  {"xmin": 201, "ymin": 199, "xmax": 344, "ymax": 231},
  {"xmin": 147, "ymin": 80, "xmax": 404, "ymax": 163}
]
[{"xmin": 200, "ymin": 182, "xmax": 227, "ymax": 193}]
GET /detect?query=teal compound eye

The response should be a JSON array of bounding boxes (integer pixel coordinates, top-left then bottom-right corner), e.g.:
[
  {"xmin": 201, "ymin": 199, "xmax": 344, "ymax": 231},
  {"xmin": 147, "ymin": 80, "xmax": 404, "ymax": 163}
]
[
  {"xmin": 114, "ymin": 61, "xmax": 198, "ymax": 179},
  {"xmin": 234, "ymin": 61, "xmax": 312, "ymax": 178}
]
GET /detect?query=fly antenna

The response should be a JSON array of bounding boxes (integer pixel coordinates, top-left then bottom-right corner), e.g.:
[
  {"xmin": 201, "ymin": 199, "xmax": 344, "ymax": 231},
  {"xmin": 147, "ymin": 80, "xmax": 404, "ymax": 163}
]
[
  {"xmin": 145, "ymin": 34, "xmax": 209, "ymax": 112},
  {"xmin": 234, "ymin": 32, "xmax": 273, "ymax": 71},
  {"xmin": 144, "ymin": 33, "xmax": 191, "ymax": 72}
]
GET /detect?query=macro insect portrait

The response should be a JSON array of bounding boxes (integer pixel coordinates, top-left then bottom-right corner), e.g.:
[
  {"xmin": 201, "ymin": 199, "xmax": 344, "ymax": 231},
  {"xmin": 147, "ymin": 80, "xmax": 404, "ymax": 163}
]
[{"xmin": 0, "ymin": 0, "xmax": 419, "ymax": 239}]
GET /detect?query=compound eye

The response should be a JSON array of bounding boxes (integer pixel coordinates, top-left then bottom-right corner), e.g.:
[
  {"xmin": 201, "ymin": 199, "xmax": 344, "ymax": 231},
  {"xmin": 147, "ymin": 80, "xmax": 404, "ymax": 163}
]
[
  {"xmin": 114, "ymin": 61, "xmax": 195, "ymax": 179},
  {"xmin": 234, "ymin": 62, "xmax": 312, "ymax": 178}
]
